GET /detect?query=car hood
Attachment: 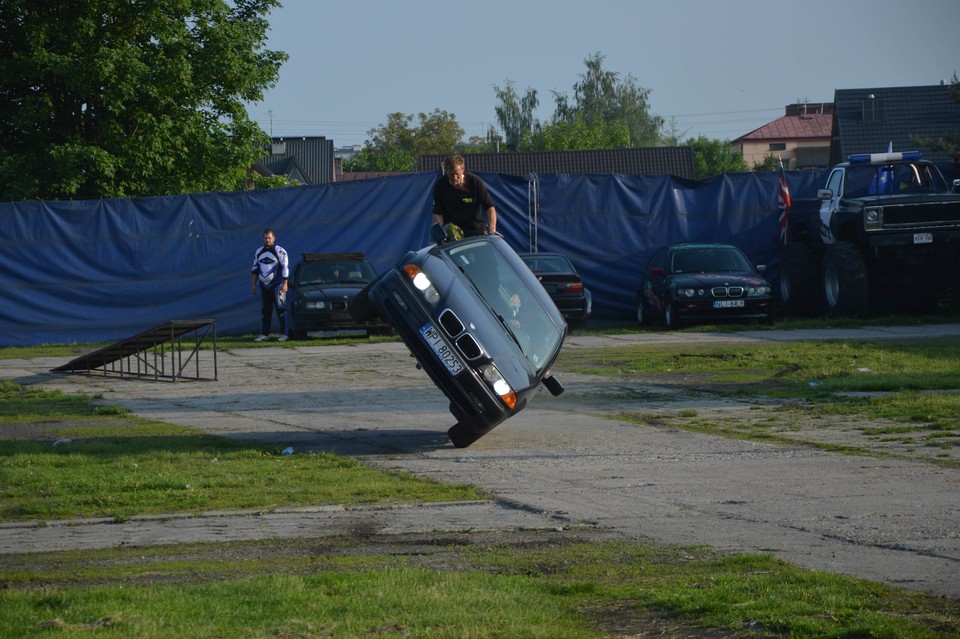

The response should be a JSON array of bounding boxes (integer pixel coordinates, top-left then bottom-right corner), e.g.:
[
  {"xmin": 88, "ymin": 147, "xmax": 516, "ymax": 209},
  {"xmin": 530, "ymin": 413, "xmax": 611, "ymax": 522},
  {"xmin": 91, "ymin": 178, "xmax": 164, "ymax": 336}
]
[
  {"xmin": 293, "ymin": 283, "xmax": 364, "ymax": 298},
  {"xmin": 671, "ymin": 272, "xmax": 766, "ymax": 287}
]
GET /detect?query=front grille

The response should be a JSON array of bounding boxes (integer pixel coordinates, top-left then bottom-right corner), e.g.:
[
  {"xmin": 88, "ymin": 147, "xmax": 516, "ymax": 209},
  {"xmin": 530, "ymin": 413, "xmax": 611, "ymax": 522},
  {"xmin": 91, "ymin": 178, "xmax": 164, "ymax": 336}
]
[
  {"xmin": 456, "ymin": 333, "xmax": 483, "ymax": 360},
  {"xmin": 439, "ymin": 308, "xmax": 464, "ymax": 336},
  {"xmin": 711, "ymin": 287, "xmax": 744, "ymax": 298},
  {"xmin": 881, "ymin": 201, "xmax": 960, "ymax": 228}
]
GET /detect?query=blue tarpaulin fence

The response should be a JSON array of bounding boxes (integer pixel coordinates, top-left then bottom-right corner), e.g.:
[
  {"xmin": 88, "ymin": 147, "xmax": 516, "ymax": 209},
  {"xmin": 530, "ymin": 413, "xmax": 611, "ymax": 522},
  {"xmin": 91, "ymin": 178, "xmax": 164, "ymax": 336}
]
[{"xmin": 1, "ymin": 169, "xmax": 832, "ymax": 347}]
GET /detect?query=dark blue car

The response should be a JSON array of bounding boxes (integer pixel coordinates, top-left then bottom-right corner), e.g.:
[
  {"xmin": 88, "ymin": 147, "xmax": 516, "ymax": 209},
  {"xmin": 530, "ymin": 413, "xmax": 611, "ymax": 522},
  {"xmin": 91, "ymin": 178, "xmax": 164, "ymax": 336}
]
[
  {"xmin": 637, "ymin": 243, "xmax": 776, "ymax": 329},
  {"xmin": 351, "ymin": 227, "xmax": 566, "ymax": 447}
]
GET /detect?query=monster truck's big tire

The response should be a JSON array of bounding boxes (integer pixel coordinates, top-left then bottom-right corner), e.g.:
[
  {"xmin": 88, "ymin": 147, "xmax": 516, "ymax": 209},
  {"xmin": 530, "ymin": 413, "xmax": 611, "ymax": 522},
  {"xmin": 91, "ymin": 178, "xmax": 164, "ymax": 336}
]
[
  {"xmin": 822, "ymin": 242, "xmax": 869, "ymax": 317},
  {"xmin": 779, "ymin": 243, "xmax": 822, "ymax": 316}
]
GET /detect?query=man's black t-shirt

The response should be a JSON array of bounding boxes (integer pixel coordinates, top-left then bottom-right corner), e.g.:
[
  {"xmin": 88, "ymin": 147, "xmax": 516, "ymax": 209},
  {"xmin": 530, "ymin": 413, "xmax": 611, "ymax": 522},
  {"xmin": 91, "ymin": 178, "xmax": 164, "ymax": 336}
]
[{"xmin": 432, "ymin": 172, "xmax": 494, "ymax": 236}]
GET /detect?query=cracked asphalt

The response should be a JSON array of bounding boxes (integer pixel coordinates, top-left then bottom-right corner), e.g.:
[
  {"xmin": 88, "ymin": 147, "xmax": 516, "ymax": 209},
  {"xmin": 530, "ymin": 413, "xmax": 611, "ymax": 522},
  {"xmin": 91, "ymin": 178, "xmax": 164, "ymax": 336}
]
[{"xmin": 2, "ymin": 324, "xmax": 959, "ymax": 597}]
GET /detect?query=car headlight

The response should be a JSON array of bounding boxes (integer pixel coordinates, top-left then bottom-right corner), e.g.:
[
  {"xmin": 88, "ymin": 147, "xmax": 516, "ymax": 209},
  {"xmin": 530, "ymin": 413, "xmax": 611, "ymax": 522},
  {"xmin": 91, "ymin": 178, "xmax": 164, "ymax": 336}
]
[
  {"xmin": 746, "ymin": 286, "xmax": 770, "ymax": 297},
  {"xmin": 864, "ymin": 207, "xmax": 881, "ymax": 231},
  {"xmin": 305, "ymin": 301, "xmax": 326, "ymax": 310},
  {"xmin": 479, "ymin": 363, "xmax": 517, "ymax": 409},
  {"xmin": 403, "ymin": 264, "xmax": 440, "ymax": 304},
  {"xmin": 676, "ymin": 288, "xmax": 703, "ymax": 298}
]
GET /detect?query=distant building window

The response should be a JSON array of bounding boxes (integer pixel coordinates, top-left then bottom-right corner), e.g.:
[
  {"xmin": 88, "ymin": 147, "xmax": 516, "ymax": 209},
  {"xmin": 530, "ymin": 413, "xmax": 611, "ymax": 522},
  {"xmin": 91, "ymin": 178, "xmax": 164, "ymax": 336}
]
[{"xmin": 769, "ymin": 143, "xmax": 786, "ymax": 151}]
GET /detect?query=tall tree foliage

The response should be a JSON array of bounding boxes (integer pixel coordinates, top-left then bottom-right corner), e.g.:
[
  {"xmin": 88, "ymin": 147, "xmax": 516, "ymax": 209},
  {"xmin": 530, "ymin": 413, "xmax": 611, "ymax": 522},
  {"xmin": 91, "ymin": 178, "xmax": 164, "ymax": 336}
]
[
  {"xmin": 492, "ymin": 80, "xmax": 539, "ymax": 150},
  {"xmin": 912, "ymin": 72, "xmax": 960, "ymax": 159},
  {"xmin": 345, "ymin": 110, "xmax": 464, "ymax": 172},
  {"xmin": 0, "ymin": 0, "xmax": 287, "ymax": 201},
  {"xmin": 537, "ymin": 52, "xmax": 664, "ymax": 150},
  {"xmin": 685, "ymin": 136, "xmax": 748, "ymax": 179}
]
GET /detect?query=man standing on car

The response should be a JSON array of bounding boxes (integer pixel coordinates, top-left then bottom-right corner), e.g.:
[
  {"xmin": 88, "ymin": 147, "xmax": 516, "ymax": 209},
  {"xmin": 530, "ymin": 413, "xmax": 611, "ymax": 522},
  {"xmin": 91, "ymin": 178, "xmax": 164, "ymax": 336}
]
[
  {"xmin": 250, "ymin": 228, "xmax": 289, "ymax": 342},
  {"xmin": 432, "ymin": 154, "xmax": 497, "ymax": 237}
]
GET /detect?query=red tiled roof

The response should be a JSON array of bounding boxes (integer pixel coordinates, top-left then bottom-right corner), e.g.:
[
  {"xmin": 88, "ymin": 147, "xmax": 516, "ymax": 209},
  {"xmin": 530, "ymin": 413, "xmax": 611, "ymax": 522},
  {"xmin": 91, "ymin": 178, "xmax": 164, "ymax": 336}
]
[{"xmin": 735, "ymin": 113, "xmax": 832, "ymax": 142}]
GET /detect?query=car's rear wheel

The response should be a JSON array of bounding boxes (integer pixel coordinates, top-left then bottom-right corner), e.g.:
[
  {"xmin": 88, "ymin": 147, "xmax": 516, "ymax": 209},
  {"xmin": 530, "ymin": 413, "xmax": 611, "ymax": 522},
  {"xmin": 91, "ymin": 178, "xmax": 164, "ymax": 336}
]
[
  {"xmin": 822, "ymin": 242, "xmax": 868, "ymax": 317},
  {"xmin": 636, "ymin": 295, "xmax": 648, "ymax": 325}
]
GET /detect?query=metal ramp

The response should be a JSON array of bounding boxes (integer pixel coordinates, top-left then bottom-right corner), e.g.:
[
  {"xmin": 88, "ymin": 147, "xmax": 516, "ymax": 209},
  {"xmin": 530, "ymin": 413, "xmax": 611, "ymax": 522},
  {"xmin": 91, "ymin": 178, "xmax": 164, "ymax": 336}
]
[{"xmin": 52, "ymin": 320, "xmax": 217, "ymax": 382}]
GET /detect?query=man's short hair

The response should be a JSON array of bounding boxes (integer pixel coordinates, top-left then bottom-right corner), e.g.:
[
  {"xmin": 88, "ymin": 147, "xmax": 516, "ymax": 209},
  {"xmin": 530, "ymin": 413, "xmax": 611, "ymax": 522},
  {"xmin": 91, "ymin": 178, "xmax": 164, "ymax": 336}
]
[{"xmin": 442, "ymin": 154, "xmax": 465, "ymax": 174}]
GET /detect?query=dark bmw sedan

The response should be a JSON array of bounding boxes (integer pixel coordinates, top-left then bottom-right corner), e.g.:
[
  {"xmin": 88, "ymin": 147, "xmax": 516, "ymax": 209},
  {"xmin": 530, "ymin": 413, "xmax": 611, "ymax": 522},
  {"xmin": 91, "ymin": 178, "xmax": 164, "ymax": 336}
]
[
  {"xmin": 287, "ymin": 252, "xmax": 389, "ymax": 339},
  {"xmin": 637, "ymin": 243, "xmax": 776, "ymax": 329},
  {"xmin": 351, "ymin": 226, "xmax": 567, "ymax": 447},
  {"xmin": 518, "ymin": 252, "xmax": 591, "ymax": 328}
]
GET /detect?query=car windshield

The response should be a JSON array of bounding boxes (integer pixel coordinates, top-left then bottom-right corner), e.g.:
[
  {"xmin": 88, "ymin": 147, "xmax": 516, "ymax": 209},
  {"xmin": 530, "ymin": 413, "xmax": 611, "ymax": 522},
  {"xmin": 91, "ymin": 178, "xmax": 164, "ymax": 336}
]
[
  {"xmin": 670, "ymin": 247, "xmax": 753, "ymax": 274},
  {"xmin": 844, "ymin": 163, "xmax": 948, "ymax": 197},
  {"xmin": 520, "ymin": 254, "xmax": 575, "ymax": 274},
  {"xmin": 448, "ymin": 240, "xmax": 563, "ymax": 370},
  {"xmin": 298, "ymin": 261, "xmax": 377, "ymax": 285}
]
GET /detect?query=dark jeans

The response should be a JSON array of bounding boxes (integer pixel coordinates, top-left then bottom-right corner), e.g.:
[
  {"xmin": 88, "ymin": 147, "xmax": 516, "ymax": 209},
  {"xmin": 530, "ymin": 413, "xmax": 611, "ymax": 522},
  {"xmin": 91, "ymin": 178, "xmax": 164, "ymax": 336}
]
[{"xmin": 260, "ymin": 285, "xmax": 286, "ymax": 335}]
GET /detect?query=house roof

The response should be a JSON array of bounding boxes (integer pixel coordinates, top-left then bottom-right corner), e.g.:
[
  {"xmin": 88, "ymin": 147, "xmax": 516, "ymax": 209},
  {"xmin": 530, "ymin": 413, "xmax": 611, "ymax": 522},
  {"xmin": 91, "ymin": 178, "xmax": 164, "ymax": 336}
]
[
  {"xmin": 831, "ymin": 84, "xmax": 960, "ymax": 164},
  {"xmin": 419, "ymin": 147, "xmax": 696, "ymax": 179},
  {"xmin": 255, "ymin": 137, "xmax": 334, "ymax": 184},
  {"xmin": 734, "ymin": 112, "xmax": 832, "ymax": 142}
]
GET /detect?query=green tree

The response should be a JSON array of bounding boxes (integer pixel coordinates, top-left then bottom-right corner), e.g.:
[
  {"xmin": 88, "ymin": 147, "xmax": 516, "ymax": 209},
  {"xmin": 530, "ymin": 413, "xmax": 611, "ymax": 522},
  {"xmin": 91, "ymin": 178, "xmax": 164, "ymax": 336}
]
[
  {"xmin": 0, "ymin": 0, "xmax": 287, "ymax": 201},
  {"xmin": 346, "ymin": 109, "xmax": 464, "ymax": 172},
  {"xmin": 492, "ymin": 80, "xmax": 539, "ymax": 150},
  {"xmin": 530, "ymin": 113, "xmax": 630, "ymax": 151},
  {"xmin": 752, "ymin": 155, "xmax": 780, "ymax": 172},
  {"xmin": 549, "ymin": 52, "xmax": 663, "ymax": 148},
  {"xmin": 685, "ymin": 136, "xmax": 748, "ymax": 179}
]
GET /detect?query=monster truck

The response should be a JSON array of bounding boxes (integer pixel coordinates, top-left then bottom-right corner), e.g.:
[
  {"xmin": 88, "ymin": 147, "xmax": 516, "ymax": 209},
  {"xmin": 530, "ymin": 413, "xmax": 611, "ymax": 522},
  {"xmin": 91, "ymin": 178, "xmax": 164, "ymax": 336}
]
[{"xmin": 779, "ymin": 151, "xmax": 960, "ymax": 317}]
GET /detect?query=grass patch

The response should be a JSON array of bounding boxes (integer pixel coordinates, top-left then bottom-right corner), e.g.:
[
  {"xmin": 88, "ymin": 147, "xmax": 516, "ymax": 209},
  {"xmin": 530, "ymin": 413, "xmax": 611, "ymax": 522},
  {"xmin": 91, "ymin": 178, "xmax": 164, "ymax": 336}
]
[
  {"xmin": 0, "ymin": 383, "xmax": 486, "ymax": 522},
  {"xmin": 558, "ymin": 338, "xmax": 960, "ymax": 454},
  {"xmin": 1, "ymin": 537, "xmax": 957, "ymax": 638}
]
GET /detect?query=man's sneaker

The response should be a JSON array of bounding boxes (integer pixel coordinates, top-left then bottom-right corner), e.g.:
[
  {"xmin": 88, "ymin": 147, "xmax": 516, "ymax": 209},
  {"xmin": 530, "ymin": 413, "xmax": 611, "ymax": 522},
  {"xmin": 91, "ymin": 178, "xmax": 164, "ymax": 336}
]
[
  {"xmin": 277, "ymin": 335, "xmax": 289, "ymax": 342},
  {"xmin": 254, "ymin": 334, "xmax": 269, "ymax": 342}
]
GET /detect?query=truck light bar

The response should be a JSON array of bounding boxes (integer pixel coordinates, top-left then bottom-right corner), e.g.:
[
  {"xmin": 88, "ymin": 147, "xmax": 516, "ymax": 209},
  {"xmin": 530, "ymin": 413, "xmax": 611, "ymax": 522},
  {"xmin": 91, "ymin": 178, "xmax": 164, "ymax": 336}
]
[{"xmin": 848, "ymin": 151, "xmax": 921, "ymax": 164}]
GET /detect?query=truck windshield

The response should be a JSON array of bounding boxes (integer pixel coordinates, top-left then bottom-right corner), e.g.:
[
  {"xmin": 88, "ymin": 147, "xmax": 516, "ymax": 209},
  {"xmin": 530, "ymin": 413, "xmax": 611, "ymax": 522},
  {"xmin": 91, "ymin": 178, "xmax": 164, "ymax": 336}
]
[{"xmin": 844, "ymin": 163, "xmax": 948, "ymax": 198}]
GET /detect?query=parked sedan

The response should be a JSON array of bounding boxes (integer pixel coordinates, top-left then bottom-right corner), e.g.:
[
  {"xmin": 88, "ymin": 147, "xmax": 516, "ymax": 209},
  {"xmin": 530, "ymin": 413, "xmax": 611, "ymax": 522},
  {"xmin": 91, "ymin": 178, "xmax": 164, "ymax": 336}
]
[
  {"xmin": 637, "ymin": 243, "xmax": 775, "ymax": 329},
  {"xmin": 518, "ymin": 252, "xmax": 591, "ymax": 328},
  {"xmin": 350, "ymin": 225, "xmax": 567, "ymax": 448},
  {"xmin": 287, "ymin": 252, "xmax": 390, "ymax": 339}
]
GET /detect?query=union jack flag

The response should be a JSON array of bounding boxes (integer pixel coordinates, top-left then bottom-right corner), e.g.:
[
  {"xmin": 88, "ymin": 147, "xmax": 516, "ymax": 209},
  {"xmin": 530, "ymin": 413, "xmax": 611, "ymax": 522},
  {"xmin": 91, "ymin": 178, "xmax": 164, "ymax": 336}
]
[{"xmin": 777, "ymin": 156, "xmax": 792, "ymax": 244}]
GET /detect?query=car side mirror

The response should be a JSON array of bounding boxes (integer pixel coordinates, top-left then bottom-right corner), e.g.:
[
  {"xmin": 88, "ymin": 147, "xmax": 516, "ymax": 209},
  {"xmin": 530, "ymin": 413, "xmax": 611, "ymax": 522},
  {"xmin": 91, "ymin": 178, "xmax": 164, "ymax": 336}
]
[
  {"xmin": 953, "ymin": 179, "xmax": 960, "ymax": 194},
  {"xmin": 430, "ymin": 223, "xmax": 447, "ymax": 245},
  {"xmin": 817, "ymin": 188, "xmax": 833, "ymax": 200},
  {"xmin": 756, "ymin": 264, "xmax": 767, "ymax": 274}
]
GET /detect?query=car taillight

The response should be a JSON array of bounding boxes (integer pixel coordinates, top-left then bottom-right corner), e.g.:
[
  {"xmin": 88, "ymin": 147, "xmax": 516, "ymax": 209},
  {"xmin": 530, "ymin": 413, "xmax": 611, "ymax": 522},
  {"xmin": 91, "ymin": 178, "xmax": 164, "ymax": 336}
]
[{"xmin": 561, "ymin": 282, "xmax": 584, "ymax": 294}]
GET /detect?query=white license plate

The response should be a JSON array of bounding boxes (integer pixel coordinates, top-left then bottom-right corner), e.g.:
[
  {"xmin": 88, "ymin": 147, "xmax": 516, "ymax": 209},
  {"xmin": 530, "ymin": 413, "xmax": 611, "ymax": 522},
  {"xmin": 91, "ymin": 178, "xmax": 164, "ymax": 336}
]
[
  {"xmin": 713, "ymin": 299, "xmax": 745, "ymax": 309},
  {"xmin": 420, "ymin": 323, "xmax": 463, "ymax": 376},
  {"xmin": 913, "ymin": 232, "xmax": 933, "ymax": 244}
]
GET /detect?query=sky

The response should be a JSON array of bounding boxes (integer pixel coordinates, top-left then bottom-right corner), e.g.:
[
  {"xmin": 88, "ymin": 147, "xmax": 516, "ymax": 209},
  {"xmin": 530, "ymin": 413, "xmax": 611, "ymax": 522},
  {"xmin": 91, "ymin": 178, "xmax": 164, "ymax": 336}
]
[{"xmin": 249, "ymin": 0, "xmax": 960, "ymax": 149}]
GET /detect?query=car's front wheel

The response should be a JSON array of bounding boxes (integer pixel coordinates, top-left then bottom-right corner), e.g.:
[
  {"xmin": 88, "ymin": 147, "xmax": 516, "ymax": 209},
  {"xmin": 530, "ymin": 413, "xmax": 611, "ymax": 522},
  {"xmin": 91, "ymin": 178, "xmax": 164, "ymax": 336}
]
[
  {"xmin": 448, "ymin": 422, "xmax": 482, "ymax": 448},
  {"xmin": 664, "ymin": 298, "xmax": 681, "ymax": 329},
  {"xmin": 822, "ymin": 242, "xmax": 868, "ymax": 317}
]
